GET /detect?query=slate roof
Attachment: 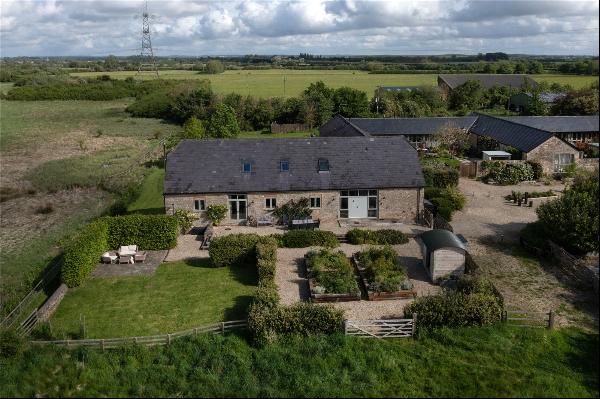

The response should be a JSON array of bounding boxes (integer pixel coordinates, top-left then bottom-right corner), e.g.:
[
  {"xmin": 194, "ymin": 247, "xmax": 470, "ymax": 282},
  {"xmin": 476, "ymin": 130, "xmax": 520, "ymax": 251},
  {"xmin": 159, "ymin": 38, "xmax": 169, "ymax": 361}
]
[
  {"xmin": 164, "ymin": 137, "xmax": 424, "ymax": 195},
  {"xmin": 497, "ymin": 116, "xmax": 599, "ymax": 133},
  {"xmin": 347, "ymin": 117, "xmax": 478, "ymax": 136},
  {"xmin": 469, "ymin": 114, "xmax": 554, "ymax": 152},
  {"xmin": 319, "ymin": 114, "xmax": 366, "ymax": 137},
  {"xmin": 421, "ymin": 229, "xmax": 466, "ymax": 252},
  {"xmin": 438, "ymin": 74, "xmax": 538, "ymax": 90}
]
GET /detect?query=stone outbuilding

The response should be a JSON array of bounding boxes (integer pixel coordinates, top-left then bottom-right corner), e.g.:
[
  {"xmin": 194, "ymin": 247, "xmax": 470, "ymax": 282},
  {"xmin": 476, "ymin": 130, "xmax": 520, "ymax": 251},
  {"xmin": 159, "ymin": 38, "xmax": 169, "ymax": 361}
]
[{"xmin": 420, "ymin": 229, "xmax": 466, "ymax": 282}]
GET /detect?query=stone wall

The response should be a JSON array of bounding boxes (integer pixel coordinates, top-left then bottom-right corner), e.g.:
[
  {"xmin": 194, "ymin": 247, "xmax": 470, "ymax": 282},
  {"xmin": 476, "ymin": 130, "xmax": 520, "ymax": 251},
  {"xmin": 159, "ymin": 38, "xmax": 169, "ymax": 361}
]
[
  {"xmin": 524, "ymin": 136, "xmax": 581, "ymax": 174},
  {"xmin": 165, "ymin": 187, "xmax": 423, "ymax": 225},
  {"xmin": 37, "ymin": 283, "xmax": 68, "ymax": 322},
  {"xmin": 576, "ymin": 157, "xmax": 599, "ymax": 171}
]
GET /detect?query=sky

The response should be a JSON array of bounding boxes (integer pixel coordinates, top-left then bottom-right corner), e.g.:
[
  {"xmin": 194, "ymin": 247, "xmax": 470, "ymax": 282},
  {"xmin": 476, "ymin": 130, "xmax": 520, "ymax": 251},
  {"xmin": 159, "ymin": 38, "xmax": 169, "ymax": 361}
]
[{"xmin": 0, "ymin": 0, "xmax": 598, "ymax": 57}]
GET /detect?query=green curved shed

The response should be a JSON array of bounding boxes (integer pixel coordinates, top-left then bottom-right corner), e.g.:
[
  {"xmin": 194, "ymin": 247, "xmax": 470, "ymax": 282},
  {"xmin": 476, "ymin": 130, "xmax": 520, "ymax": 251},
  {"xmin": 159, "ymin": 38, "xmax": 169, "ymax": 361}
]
[{"xmin": 420, "ymin": 229, "xmax": 466, "ymax": 252}]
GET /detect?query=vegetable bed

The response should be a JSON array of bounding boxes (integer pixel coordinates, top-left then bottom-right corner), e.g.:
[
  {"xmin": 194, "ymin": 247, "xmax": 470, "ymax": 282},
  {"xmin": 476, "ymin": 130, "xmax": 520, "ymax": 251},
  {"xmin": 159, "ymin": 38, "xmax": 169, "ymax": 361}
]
[
  {"xmin": 353, "ymin": 247, "xmax": 416, "ymax": 301},
  {"xmin": 304, "ymin": 249, "xmax": 361, "ymax": 303}
]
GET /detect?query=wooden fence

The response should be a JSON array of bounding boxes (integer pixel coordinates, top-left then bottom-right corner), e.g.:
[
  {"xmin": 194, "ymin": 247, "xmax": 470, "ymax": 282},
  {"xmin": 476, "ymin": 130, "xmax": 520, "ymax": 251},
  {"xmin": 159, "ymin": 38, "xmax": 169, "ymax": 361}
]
[
  {"xmin": 270, "ymin": 122, "xmax": 310, "ymax": 134},
  {"xmin": 31, "ymin": 320, "xmax": 248, "ymax": 350},
  {"xmin": 344, "ymin": 315, "xmax": 417, "ymax": 339},
  {"xmin": 419, "ymin": 208, "xmax": 453, "ymax": 232},
  {"xmin": 502, "ymin": 310, "xmax": 555, "ymax": 329}
]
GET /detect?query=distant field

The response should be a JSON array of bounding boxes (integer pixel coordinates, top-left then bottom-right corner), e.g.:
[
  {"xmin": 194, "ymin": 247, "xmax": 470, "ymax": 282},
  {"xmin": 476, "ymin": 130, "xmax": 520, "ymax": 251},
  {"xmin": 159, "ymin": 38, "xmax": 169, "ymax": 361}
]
[{"xmin": 70, "ymin": 69, "xmax": 598, "ymax": 97}]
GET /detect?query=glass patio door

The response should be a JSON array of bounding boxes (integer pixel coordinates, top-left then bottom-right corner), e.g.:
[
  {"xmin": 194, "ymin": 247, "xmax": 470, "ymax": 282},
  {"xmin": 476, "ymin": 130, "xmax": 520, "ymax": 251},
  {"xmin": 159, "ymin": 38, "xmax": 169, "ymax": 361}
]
[{"xmin": 229, "ymin": 194, "xmax": 247, "ymax": 220}]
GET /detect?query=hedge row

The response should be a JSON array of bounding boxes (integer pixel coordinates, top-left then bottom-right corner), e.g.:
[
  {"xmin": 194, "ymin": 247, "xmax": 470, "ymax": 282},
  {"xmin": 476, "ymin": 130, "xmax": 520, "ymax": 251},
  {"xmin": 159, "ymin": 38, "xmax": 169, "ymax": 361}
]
[
  {"xmin": 104, "ymin": 215, "xmax": 178, "ymax": 250},
  {"xmin": 61, "ymin": 220, "xmax": 109, "ymax": 288},
  {"xmin": 346, "ymin": 229, "xmax": 409, "ymax": 245},
  {"xmin": 423, "ymin": 167, "xmax": 459, "ymax": 188},
  {"xmin": 403, "ymin": 276, "xmax": 503, "ymax": 329},
  {"xmin": 61, "ymin": 215, "xmax": 179, "ymax": 287},
  {"xmin": 209, "ymin": 234, "xmax": 262, "ymax": 267}
]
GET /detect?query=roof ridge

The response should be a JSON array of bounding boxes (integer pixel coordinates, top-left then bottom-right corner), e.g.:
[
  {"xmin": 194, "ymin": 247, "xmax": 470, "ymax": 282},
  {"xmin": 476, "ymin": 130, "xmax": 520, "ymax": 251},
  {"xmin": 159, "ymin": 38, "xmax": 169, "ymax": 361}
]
[
  {"xmin": 477, "ymin": 114, "xmax": 553, "ymax": 136},
  {"xmin": 338, "ymin": 114, "xmax": 368, "ymax": 136}
]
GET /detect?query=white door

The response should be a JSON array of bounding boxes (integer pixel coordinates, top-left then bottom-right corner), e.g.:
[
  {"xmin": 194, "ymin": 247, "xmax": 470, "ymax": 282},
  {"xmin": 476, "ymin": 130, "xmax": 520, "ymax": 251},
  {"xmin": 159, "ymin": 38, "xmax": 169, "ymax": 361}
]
[{"xmin": 348, "ymin": 197, "xmax": 368, "ymax": 218}]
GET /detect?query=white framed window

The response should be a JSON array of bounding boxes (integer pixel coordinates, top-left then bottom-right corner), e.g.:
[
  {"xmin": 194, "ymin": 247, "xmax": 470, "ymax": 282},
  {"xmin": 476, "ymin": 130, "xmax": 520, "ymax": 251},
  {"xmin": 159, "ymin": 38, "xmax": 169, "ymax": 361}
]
[
  {"xmin": 310, "ymin": 197, "xmax": 321, "ymax": 209},
  {"xmin": 265, "ymin": 197, "xmax": 277, "ymax": 209},
  {"xmin": 194, "ymin": 199, "xmax": 205, "ymax": 211}
]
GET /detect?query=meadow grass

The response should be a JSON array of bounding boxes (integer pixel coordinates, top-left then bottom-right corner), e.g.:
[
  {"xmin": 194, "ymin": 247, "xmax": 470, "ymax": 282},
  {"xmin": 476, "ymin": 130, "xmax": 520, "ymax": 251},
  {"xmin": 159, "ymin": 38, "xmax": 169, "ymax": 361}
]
[
  {"xmin": 2, "ymin": 325, "xmax": 597, "ymax": 397},
  {"xmin": 49, "ymin": 259, "xmax": 258, "ymax": 338},
  {"xmin": 70, "ymin": 69, "xmax": 599, "ymax": 97}
]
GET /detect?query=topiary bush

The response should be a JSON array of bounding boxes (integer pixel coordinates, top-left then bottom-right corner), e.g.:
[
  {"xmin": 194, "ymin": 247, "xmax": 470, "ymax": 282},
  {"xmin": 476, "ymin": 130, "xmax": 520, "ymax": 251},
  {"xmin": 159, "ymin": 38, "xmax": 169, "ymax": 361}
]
[
  {"xmin": 61, "ymin": 220, "xmax": 109, "ymax": 287},
  {"xmin": 346, "ymin": 229, "xmax": 409, "ymax": 245},
  {"xmin": 205, "ymin": 204, "xmax": 228, "ymax": 226},
  {"xmin": 281, "ymin": 230, "xmax": 339, "ymax": 248},
  {"xmin": 174, "ymin": 209, "xmax": 199, "ymax": 234},
  {"xmin": 209, "ymin": 233, "xmax": 261, "ymax": 267},
  {"xmin": 104, "ymin": 215, "xmax": 178, "ymax": 250}
]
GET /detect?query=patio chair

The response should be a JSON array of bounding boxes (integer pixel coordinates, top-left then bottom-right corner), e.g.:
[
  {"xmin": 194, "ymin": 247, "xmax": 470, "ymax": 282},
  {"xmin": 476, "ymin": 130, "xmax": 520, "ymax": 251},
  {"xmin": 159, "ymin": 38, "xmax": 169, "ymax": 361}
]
[
  {"xmin": 257, "ymin": 214, "xmax": 274, "ymax": 226},
  {"xmin": 118, "ymin": 255, "xmax": 133, "ymax": 264},
  {"xmin": 101, "ymin": 251, "xmax": 118, "ymax": 264},
  {"xmin": 134, "ymin": 251, "xmax": 147, "ymax": 263},
  {"xmin": 118, "ymin": 245, "xmax": 138, "ymax": 256}
]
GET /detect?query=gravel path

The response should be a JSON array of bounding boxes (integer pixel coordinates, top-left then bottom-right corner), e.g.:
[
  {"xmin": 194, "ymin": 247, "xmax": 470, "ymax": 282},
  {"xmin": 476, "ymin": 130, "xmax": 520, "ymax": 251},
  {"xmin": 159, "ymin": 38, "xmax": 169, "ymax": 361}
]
[{"xmin": 275, "ymin": 239, "xmax": 440, "ymax": 320}]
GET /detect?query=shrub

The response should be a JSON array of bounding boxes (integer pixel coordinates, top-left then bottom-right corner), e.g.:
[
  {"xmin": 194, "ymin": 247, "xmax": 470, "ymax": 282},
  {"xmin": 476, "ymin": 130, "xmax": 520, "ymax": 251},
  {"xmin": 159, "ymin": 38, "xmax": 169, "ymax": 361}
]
[
  {"xmin": 0, "ymin": 328, "xmax": 27, "ymax": 359},
  {"xmin": 174, "ymin": 209, "xmax": 199, "ymax": 234},
  {"xmin": 357, "ymin": 246, "xmax": 410, "ymax": 292},
  {"xmin": 272, "ymin": 198, "xmax": 312, "ymax": 225},
  {"xmin": 103, "ymin": 215, "xmax": 178, "ymax": 250},
  {"xmin": 483, "ymin": 162, "xmax": 534, "ymax": 185},
  {"xmin": 253, "ymin": 281, "xmax": 280, "ymax": 309},
  {"xmin": 423, "ymin": 167, "xmax": 459, "ymax": 188},
  {"xmin": 209, "ymin": 233, "xmax": 261, "ymax": 267},
  {"xmin": 34, "ymin": 203, "xmax": 54, "ymax": 214},
  {"xmin": 443, "ymin": 186, "xmax": 466, "ymax": 211},
  {"xmin": 61, "ymin": 220, "xmax": 109, "ymax": 287},
  {"xmin": 281, "ymin": 230, "xmax": 339, "ymax": 248},
  {"xmin": 527, "ymin": 160, "xmax": 544, "ymax": 180},
  {"xmin": 306, "ymin": 249, "xmax": 359, "ymax": 295},
  {"xmin": 430, "ymin": 197, "xmax": 454, "ymax": 221},
  {"xmin": 248, "ymin": 302, "xmax": 343, "ymax": 346},
  {"xmin": 403, "ymin": 276, "xmax": 503, "ymax": 329},
  {"xmin": 346, "ymin": 229, "xmax": 409, "ymax": 245},
  {"xmin": 205, "ymin": 204, "xmax": 227, "ymax": 226}
]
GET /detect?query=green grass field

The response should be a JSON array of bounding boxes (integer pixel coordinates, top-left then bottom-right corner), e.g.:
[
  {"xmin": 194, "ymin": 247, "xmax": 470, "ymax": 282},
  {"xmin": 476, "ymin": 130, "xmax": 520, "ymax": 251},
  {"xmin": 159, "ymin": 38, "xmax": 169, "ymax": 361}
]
[
  {"xmin": 70, "ymin": 69, "xmax": 598, "ymax": 97},
  {"xmin": 127, "ymin": 167, "xmax": 165, "ymax": 214},
  {"xmin": 49, "ymin": 259, "xmax": 258, "ymax": 338},
  {"xmin": 2, "ymin": 325, "xmax": 597, "ymax": 397}
]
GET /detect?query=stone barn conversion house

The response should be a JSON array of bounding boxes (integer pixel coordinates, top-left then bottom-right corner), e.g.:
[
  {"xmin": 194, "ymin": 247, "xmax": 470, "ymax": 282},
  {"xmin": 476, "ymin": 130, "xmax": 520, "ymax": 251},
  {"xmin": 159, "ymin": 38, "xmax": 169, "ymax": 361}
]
[
  {"xmin": 164, "ymin": 137, "xmax": 425, "ymax": 225},
  {"xmin": 320, "ymin": 114, "xmax": 477, "ymax": 148},
  {"xmin": 437, "ymin": 73, "xmax": 538, "ymax": 99}
]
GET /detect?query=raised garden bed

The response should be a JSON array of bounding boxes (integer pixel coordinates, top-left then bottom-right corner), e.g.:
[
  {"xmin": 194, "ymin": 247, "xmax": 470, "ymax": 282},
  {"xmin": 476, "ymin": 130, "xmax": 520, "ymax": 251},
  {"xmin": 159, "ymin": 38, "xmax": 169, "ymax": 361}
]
[
  {"xmin": 352, "ymin": 247, "xmax": 416, "ymax": 301},
  {"xmin": 304, "ymin": 250, "xmax": 361, "ymax": 303}
]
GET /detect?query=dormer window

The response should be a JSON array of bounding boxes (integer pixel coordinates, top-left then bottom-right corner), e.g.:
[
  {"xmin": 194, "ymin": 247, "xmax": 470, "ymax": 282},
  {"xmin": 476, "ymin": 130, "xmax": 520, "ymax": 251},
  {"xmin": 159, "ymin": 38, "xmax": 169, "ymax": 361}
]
[
  {"xmin": 280, "ymin": 160, "xmax": 289, "ymax": 172},
  {"xmin": 318, "ymin": 159, "xmax": 329, "ymax": 172},
  {"xmin": 242, "ymin": 162, "xmax": 252, "ymax": 173}
]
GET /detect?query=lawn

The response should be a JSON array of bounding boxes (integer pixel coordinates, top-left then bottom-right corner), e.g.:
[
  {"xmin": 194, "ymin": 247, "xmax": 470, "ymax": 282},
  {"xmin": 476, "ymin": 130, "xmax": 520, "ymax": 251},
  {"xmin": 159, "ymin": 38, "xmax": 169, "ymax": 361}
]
[
  {"xmin": 49, "ymin": 259, "xmax": 258, "ymax": 338},
  {"xmin": 2, "ymin": 325, "xmax": 597, "ymax": 397},
  {"xmin": 69, "ymin": 69, "xmax": 599, "ymax": 97},
  {"xmin": 127, "ymin": 167, "xmax": 165, "ymax": 214}
]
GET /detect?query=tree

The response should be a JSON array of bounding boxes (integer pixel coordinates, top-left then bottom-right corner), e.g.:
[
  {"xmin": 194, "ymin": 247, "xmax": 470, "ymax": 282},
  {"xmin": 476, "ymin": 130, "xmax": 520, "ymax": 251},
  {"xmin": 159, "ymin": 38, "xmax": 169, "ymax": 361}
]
[
  {"xmin": 104, "ymin": 55, "xmax": 119, "ymax": 71},
  {"xmin": 449, "ymin": 80, "xmax": 483, "ymax": 110},
  {"xmin": 182, "ymin": 117, "xmax": 205, "ymax": 139},
  {"xmin": 551, "ymin": 82, "xmax": 599, "ymax": 116},
  {"xmin": 332, "ymin": 87, "xmax": 370, "ymax": 117},
  {"xmin": 300, "ymin": 81, "xmax": 334, "ymax": 127},
  {"xmin": 398, "ymin": 100, "xmax": 428, "ymax": 117},
  {"xmin": 436, "ymin": 123, "xmax": 470, "ymax": 156},
  {"xmin": 205, "ymin": 103, "xmax": 240, "ymax": 138},
  {"xmin": 205, "ymin": 59, "xmax": 225, "ymax": 74},
  {"xmin": 536, "ymin": 168, "xmax": 599, "ymax": 254},
  {"xmin": 168, "ymin": 81, "xmax": 215, "ymax": 123}
]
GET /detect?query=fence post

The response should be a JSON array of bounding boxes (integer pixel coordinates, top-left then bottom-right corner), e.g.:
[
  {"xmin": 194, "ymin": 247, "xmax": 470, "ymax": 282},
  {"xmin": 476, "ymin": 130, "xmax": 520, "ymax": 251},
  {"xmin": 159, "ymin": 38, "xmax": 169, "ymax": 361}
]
[
  {"xmin": 101, "ymin": 339, "xmax": 105, "ymax": 351},
  {"xmin": 194, "ymin": 327, "xmax": 198, "ymax": 335},
  {"xmin": 548, "ymin": 311, "xmax": 555, "ymax": 330},
  {"xmin": 411, "ymin": 313, "xmax": 417, "ymax": 337},
  {"xmin": 167, "ymin": 333, "xmax": 171, "ymax": 345},
  {"xmin": 221, "ymin": 322, "xmax": 225, "ymax": 334},
  {"xmin": 343, "ymin": 320, "xmax": 348, "ymax": 335}
]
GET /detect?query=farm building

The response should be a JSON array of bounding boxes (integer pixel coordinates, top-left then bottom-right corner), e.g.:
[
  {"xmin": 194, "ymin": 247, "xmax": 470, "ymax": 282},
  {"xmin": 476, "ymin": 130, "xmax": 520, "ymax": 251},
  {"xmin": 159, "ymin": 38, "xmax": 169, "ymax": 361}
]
[
  {"xmin": 164, "ymin": 136, "xmax": 425, "ymax": 225},
  {"xmin": 437, "ymin": 74, "xmax": 538, "ymax": 98},
  {"xmin": 508, "ymin": 92, "xmax": 566, "ymax": 113},
  {"xmin": 495, "ymin": 115, "xmax": 599, "ymax": 145},
  {"xmin": 420, "ymin": 229, "xmax": 466, "ymax": 282}
]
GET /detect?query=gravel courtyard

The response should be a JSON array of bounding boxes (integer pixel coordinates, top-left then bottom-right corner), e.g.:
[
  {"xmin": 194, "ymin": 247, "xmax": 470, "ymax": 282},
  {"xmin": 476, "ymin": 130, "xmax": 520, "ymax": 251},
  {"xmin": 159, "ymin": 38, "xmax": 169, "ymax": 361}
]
[{"xmin": 275, "ymin": 238, "xmax": 440, "ymax": 320}]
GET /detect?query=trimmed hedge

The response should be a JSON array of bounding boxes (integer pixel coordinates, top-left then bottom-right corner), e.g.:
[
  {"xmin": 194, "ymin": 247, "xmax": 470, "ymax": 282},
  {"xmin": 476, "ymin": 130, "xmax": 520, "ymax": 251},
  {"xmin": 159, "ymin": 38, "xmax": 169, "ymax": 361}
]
[
  {"xmin": 256, "ymin": 238, "xmax": 278, "ymax": 283},
  {"xmin": 403, "ymin": 276, "xmax": 503, "ymax": 329},
  {"xmin": 209, "ymin": 234, "xmax": 262, "ymax": 267},
  {"xmin": 280, "ymin": 230, "xmax": 339, "ymax": 248},
  {"xmin": 346, "ymin": 229, "xmax": 409, "ymax": 245},
  {"xmin": 61, "ymin": 220, "xmax": 109, "ymax": 288},
  {"xmin": 248, "ymin": 302, "xmax": 344, "ymax": 346},
  {"xmin": 423, "ymin": 167, "xmax": 459, "ymax": 188},
  {"xmin": 103, "ymin": 215, "xmax": 178, "ymax": 250}
]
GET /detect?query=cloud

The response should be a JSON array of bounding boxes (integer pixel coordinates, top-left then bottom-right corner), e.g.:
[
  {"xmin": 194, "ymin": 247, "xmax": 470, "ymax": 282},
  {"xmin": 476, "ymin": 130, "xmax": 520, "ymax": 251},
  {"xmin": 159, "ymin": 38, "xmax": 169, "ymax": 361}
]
[{"xmin": 0, "ymin": 0, "xmax": 597, "ymax": 56}]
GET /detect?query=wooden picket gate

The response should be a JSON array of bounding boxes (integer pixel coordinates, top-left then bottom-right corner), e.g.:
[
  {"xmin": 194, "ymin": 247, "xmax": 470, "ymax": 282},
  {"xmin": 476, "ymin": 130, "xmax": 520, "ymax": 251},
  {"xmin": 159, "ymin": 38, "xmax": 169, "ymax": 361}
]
[{"xmin": 344, "ymin": 315, "xmax": 417, "ymax": 339}]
